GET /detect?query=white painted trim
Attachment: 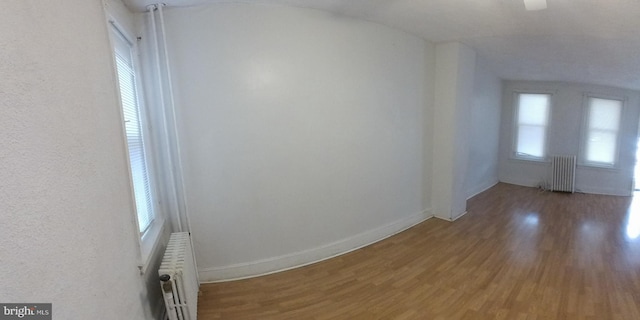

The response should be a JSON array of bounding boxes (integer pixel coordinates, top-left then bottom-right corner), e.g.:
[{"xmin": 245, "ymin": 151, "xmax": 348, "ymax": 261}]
[
  {"xmin": 433, "ymin": 212, "xmax": 450, "ymax": 221},
  {"xmin": 501, "ymin": 177, "xmax": 631, "ymax": 196},
  {"xmin": 434, "ymin": 210, "xmax": 467, "ymax": 222},
  {"xmin": 451, "ymin": 210, "xmax": 468, "ymax": 221},
  {"xmin": 498, "ymin": 177, "xmax": 540, "ymax": 188},
  {"xmin": 139, "ymin": 218, "xmax": 165, "ymax": 274},
  {"xmin": 466, "ymin": 179, "xmax": 499, "ymax": 200},
  {"xmin": 575, "ymin": 186, "xmax": 631, "ymax": 197},
  {"xmin": 199, "ymin": 210, "xmax": 433, "ymax": 283}
]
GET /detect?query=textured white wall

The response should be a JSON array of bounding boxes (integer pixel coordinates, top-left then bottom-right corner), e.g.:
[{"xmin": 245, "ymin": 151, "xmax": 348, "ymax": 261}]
[
  {"xmin": 499, "ymin": 81, "xmax": 640, "ymax": 196},
  {"xmin": 466, "ymin": 56, "xmax": 501, "ymax": 198},
  {"xmin": 162, "ymin": 3, "xmax": 432, "ymax": 281},
  {"xmin": 0, "ymin": 0, "xmax": 157, "ymax": 318}
]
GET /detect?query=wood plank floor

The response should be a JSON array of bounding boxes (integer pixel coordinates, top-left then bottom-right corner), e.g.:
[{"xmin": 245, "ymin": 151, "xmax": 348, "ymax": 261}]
[{"xmin": 198, "ymin": 183, "xmax": 640, "ymax": 319}]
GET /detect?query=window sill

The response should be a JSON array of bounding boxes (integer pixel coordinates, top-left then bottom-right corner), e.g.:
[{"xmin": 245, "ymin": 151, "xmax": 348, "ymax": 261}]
[
  {"xmin": 138, "ymin": 218, "xmax": 165, "ymax": 275},
  {"xmin": 577, "ymin": 163, "xmax": 620, "ymax": 172},
  {"xmin": 510, "ymin": 156, "xmax": 549, "ymax": 164}
]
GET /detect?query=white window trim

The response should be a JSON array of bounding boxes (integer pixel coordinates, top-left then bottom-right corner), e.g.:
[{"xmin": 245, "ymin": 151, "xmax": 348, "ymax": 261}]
[
  {"xmin": 579, "ymin": 93, "xmax": 626, "ymax": 169},
  {"xmin": 510, "ymin": 90, "xmax": 554, "ymax": 162},
  {"xmin": 106, "ymin": 14, "xmax": 165, "ymax": 274}
]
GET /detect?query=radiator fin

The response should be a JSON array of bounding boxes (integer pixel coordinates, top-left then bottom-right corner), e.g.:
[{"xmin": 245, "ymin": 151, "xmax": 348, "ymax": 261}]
[
  {"xmin": 159, "ymin": 232, "xmax": 199, "ymax": 320},
  {"xmin": 550, "ymin": 155, "xmax": 576, "ymax": 193}
]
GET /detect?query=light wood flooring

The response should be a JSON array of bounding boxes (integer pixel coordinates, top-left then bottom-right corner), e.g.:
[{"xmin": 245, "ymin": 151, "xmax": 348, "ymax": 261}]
[{"xmin": 198, "ymin": 183, "xmax": 640, "ymax": 319}]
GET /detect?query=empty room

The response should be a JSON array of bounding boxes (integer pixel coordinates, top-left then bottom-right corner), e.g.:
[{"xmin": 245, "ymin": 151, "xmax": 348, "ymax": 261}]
[{"xmin": 3, "ymin": 0, "xmax": 640, "ymax": 319}]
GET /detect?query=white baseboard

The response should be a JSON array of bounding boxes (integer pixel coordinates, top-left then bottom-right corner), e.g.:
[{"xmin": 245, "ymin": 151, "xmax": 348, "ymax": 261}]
[
  {"xmin": 434, "ymin": 210, "xmax": 467, "ymax": 222},
  {"xmin": 498, "ymin": 177, "xmax": 540, "ymax": 188},
  {"xmin": 574, "ymin": 186, "xmax": 631, "ymax": 196},
  {"xmin": 452, "ymin": 210, "xmax": 467, "ymax": 221},
  {"xmin": 500, "ymin": 178, "xmax": 631, "ymax": 197},
  {"xmin": 199, "ymin": 209, "xmax": 433, "ymax": 283},
  {"xmin": 466, "ymin": 179, "xmax": 499, "ymax": 200}
]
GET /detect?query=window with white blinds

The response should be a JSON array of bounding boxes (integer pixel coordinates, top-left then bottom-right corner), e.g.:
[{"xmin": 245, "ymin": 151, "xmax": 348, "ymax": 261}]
[
  {"xmin": 583, "ymin": 97, "xmax": 623, "ymax": 167},
  {"xmin": 513, "ymin": 93, "xmax": 551, "ymax": 160},
  {"xmin": 110, "ymin": 25, "xmax": 155, "ymax": 234}
]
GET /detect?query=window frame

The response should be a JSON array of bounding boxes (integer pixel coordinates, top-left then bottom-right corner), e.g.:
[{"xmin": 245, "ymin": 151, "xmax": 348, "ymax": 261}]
[
  {"xmin": 107, "ymin": 16, "xmax": 165, "ymax": 273},
  {"xmin": 511, "ymin": 91, "xmax": 554, "ymax": 162},
  {"xmin": 579, "ymin": 93, "xmax": 625, "ymax": 169}
]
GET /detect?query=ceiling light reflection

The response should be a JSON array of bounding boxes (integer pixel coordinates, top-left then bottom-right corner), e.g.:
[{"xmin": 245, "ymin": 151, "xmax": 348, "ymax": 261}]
[{"xmin": 524, "ymin": 213, "xmax": 539, "ymax": 226}]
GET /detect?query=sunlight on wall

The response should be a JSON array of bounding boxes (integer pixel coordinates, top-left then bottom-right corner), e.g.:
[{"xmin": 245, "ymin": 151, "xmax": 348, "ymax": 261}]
[{"xmin": 626, "ymin": 193, "xmax": 640, "ymax": 239}]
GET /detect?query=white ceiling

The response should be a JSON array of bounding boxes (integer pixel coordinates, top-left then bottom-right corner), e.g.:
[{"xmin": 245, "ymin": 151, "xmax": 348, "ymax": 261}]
[{"xmin": 124, "ymin": 0, "xmax": 640, "ymax": 90}]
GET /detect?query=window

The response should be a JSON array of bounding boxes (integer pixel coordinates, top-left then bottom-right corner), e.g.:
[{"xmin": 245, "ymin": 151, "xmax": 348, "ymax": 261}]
[
  {"xmin": 583, "ymin": 96, "xmax": 623, "ymax": 167},
  {"xmin": 106, "ymin": 15, "xmax": 164, "ymax": 273},
  {"xmin": 110, "ymin": 24, "xmax": 156, "ymax": 235},
  {"xmin": 513, "ymin": 93, "xmax": 551, "ymax": 160}
]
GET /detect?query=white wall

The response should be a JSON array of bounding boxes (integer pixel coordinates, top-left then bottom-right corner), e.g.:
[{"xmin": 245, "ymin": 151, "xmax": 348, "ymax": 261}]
[
  {"xmin": 432, "ymin": 42, "xmax": 476, "ymax": 221},
  {"xmin": 499, "ymin": 81, "xmax": 640, "ymax": 196},
  {"xmin": 162, "ymin": 3, "xmax": 433, "ymax": 281},
  {"xmin": 0, "ymin": 0, "xmax": 159, "ymax": 318},
  {"xmin": 466, "ymin": 56, "xmax": 501, "ymax": 198}
]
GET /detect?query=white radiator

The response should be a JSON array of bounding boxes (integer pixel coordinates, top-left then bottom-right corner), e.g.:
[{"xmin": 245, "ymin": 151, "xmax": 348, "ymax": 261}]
[
  {"xmin": 550, "ymin": 155, "xmax": 576, "ymax": 193},
  {"xmin": 159, "ymin": 232, "xmax": 199, "ymax": 320}
]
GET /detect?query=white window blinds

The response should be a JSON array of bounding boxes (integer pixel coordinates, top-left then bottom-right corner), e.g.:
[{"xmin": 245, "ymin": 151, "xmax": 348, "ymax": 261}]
[
  {"xmin": 111, "ymin": 25, "xmax": 155, "ymax": 234},
  {"xmin": 585, "ymin": 97, "xmax": 622, "ymax": 166},
  {"xmin": 515, "ymin": 93, "xmax": 551, "ymax": 159}
]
